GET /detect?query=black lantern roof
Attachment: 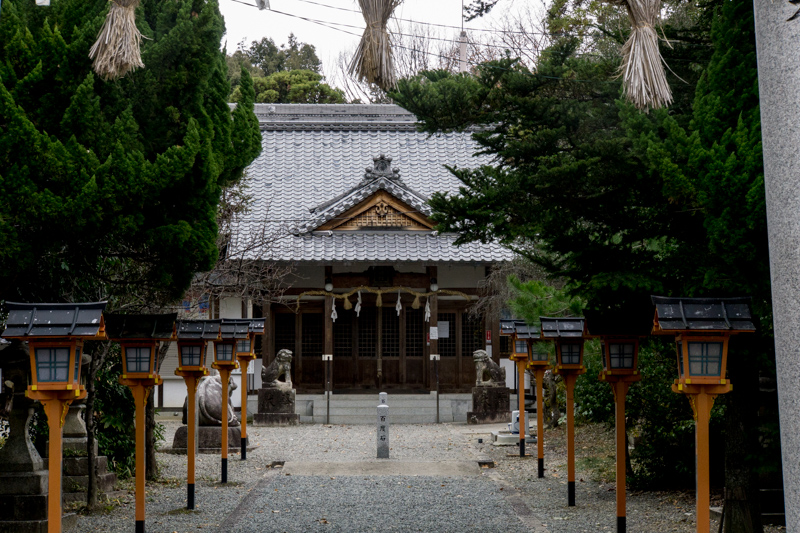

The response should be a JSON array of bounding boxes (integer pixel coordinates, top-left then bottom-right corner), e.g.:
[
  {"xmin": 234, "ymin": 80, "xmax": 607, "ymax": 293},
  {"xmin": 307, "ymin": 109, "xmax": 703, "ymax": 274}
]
[
  {"xmin": 176, "ymin": 320, "xmax": 221, "ymax": 340},
  {"xmin": 500, "ymin": 319, "xmax": 516, "ymax": 336},
  {"xmin": 651, "ymin": 296, "xmax": 756, "ymax": 332},
  {"xmin": 220, "ymin": 319, "xmax": 250, "ymax": 340},
  {"xmin": 540, "ymin": 317, "xmax": 586, "ymax": 338},
  {"xmin": 105, "ymin": 313, "xmax": 177, "ymax": 340},
  {"xmin": 2, "ymin": 302, "xmax": 107, "ymax": 338},
  {"xmin": 514, "ymin": 321, "xmax": 540, "ymax": 339},
  {"xmin": 584, "ymin": 305, "xmax": 652, "ymax": 337},
  {"xmin": 248, "ymin": 318, "xmax": 266, "ymax": 334}
]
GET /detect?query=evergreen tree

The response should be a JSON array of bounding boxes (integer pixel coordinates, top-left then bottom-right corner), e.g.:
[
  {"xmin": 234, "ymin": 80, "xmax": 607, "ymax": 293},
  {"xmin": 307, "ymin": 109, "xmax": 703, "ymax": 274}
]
[
  {"xmin": 230, "ymin": 69, "xmax": 345, "ymax": 104},
  {"xmin": 0, "ymin": 0, "xmax": 262, "ymax": 306}
]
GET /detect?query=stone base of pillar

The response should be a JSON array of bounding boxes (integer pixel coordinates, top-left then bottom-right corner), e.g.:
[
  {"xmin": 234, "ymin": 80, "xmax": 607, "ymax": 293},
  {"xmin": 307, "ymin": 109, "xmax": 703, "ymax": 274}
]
[
  {"xmin": 467, "ymin": 386, "xmax": 511, "ymax": 424},
  {"xmin": 170, "ymin": 426, "xmax": 242, "ymax": 453},
  {"xmin": 253, "ymin": 412, "xmax": 300, "ymax": 426}
]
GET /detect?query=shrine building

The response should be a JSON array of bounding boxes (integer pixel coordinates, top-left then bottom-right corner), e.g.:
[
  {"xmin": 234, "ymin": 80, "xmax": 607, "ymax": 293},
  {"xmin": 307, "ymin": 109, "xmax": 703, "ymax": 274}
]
[{"xmin": 158, "ymin": 104, "xmax": 513, "ymax": 406}]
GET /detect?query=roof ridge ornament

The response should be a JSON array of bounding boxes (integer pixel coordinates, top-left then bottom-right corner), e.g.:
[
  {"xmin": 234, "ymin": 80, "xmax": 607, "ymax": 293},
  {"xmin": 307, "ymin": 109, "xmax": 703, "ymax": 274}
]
[{"xmin": 363, "ymin": 154, "xmax": 401, "ymax": 183}]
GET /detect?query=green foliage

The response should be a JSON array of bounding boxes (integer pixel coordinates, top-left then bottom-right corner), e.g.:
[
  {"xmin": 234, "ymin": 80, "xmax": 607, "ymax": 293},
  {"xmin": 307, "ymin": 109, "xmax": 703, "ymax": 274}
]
[
  {"xmin": 0, "ymin": 0, "xmax": 262, "ymax": 306},
  {"xmin": 230, "ymin": 69, "xmax": 345, "ymax": 104},
  {"xmin": 241, "ymin": 33, "xmax": 321, "ymax": 77},
  {"xmin": 507, "ymin": 277, "xmax": 584, "ymax": 326},
  {"xmin": 573, "ymin": 341, "xmax": 614, "ymax": 424},
  {"xmin": 94, "ymin": 347, "xmax": 135, "ymax": 478}
]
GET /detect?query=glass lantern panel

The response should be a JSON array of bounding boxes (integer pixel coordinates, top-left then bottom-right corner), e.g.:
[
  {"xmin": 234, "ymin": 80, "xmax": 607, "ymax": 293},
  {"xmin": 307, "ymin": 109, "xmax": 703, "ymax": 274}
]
[
  {"xmin": 531, "ymin": 345, "xmax": 549, "ymax": 361},
  {"xmin": 74, "ymin": 347, "xmax": 82, "ymax": 383},
  {"xmin": 217, "ymin": 343, "xmax": 234, "ymax": 362},
  {"xmin": 125, "ymin": 347, "xmax": 152, "ymax": 373},
  {"xmin": 560, "ymin": 343, "xmax": 581, "ymax": 365},
  {"xmin": 514, "ymin": 340, "xmax": 528, "ymax": 355},
  {"xmin": 35, "ymin": 347, "xmax": 70, "ymax": 382},
  {"xmin": 609, "ymin": 343, "xmax": 635, "ymax": 369},
  {"xmin": 237, "ymin": 340, "xmax": 251, "ymax": 354},
  {"xmin": 180, "ymin": 345, "xmax": 203, "ymax": 367},
  {"xmin": 676, "ymin": 342, "xmax": 684, "ymax": 377},
  {"xmin": 688, "ymin": 342, "xmax": 723, "ymax": 376}
]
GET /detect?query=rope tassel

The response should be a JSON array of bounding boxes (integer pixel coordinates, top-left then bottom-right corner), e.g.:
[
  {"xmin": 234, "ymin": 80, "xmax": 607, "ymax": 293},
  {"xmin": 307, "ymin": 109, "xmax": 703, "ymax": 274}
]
[
  {"xmin": 411, "ymin": 293, "xmax": 420, "ymax": 309},
  {"xmin": 348, "ymin": 0, "xmax": 402, "ymax": 91},
  {"xmin": 343, "ymin": 296, "xmax": 352, "ymax": 310},
  {"xmin": 613, "ymin": 0, "xmax": 672, "ymax": 110},
  {"xmin": 89, "ymin": 0, "xmax": 145, "ymax": 81},
  {"xmin": 376, "ymin": 292, "xmax": 383, "ymax": 308}
]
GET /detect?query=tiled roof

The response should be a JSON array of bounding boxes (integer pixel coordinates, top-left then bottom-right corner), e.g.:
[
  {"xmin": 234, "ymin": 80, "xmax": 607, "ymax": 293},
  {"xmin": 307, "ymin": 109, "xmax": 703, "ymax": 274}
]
[{"xmin": 239, "ymin": 104, "xmax": 514, "ymax": 264}]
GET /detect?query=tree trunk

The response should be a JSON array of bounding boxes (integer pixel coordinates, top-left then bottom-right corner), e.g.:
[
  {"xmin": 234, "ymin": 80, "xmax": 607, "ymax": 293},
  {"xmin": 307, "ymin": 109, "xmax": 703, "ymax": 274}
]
[
  {"xmin": 145, "ymin": 387, "xmax": 157, "ymax": 480},
  {"xmin": 86, "ymin": 342, "xmax": 110, "ymax": 510},
  {"xmin": 722, "ymin": 339, "xmax": 762, "ymax": 533}
]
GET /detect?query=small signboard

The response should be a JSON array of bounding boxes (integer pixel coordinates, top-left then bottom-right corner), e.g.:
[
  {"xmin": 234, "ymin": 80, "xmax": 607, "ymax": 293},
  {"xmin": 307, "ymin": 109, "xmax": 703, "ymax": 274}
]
[
  {"xmin": 429, "ymin": 326, "xmax": 439, "ymax": 340},
  {"xmin": 438, "ymin": 321, "xmax": 450, "ymax": 339}
]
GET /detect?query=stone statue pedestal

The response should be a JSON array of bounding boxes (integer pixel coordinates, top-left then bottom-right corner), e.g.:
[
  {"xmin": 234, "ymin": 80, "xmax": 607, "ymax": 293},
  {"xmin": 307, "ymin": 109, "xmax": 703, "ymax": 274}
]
[
  {"xmin": 467, "ymin": 386, "xmax": 511, "ymax": 425},
  {"xmin": 171, "ymin": 426, "xmax": 242, "ymax": 454},
  {"xmin": 253, "ymin": 388, "xmax": 299, "ymax": 426}
]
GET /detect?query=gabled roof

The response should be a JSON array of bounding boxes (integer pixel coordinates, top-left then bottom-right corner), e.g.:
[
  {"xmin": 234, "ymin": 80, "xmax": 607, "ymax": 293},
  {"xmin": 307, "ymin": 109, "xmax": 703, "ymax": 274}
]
[
  {"xmin": 299, "ymin": 155, "xmax": 432, "ymax": 234},
  {"xmin": 236, "ymin": 104, "xmax": 514, "ymax": 265},
  {"xmin": 651, "ymin": 296, "xmax": 755, "ymax": 332}
]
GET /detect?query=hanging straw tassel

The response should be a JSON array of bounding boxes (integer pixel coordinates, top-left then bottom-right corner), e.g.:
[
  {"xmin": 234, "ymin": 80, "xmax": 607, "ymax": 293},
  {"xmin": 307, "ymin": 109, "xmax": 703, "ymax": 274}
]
[
  {"xmin": 613, "ymin": 0, "xmax": 672, "ymax": 110},
  {"xmin": 348, "ymin": 0, "xmax": 402, "ymax": 91},
  {"xmin": 343, "ymin": 296, "xmax": 352, "ymax": 310},
  {"xmin": 376, "ymin": 292, "xmax": 383, "ymax": 308},
  {"xmin": 411, "ymin": 293, "xmax": 420, "ymax": 309},
  {"xmin": 89, "ymin": 0, "xmax": 145, "ymax": 81}
]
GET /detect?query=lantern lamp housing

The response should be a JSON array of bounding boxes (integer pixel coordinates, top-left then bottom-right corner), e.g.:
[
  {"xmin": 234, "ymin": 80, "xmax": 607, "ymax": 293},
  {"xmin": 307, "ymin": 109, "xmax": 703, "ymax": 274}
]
[
  {"xmin": 540, "ymin": 317, "xmax": 586, "ymax": 372},
  {"xmin": 175, "ymin": 320, "xmax": 221, "ymax": 372},
  {"xmin": 105, "ymin": 313, "xmax": 177, "ymax": 380},
  {"xmin": 1, "ymin": 302, "xmax": 107, "ymax": 391},
  {"xmin": 651, "ymin": 296, "xmax": 755, "ymax": 386},
  {"xmin": 214, "ymin": 319, "xmax": 249, "ymax": 368},
  {"xmin": 601, "ymin": 339, "xmax": 639, "ymax": 376},
  {"xmin": 237, "ymin": 318, "xmax": 266, "ymax": 360}
]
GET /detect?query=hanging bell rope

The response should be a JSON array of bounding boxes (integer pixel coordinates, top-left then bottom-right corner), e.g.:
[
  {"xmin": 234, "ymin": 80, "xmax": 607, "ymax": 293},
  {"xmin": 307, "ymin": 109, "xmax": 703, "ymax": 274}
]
[
  {"xmin": 293, "ymin": 286, "xmax": 471, "ymax": 313},
  {"xmin": 612, "ymin": 0, "xmax": 672, "ymax": 110},
  {"xmin": 89, "ymin": 0, "xmax": 146, "ymax": 81},
  {"xmin": 348, "ymin": 0, "xmax": 402, "ymax": 91}
]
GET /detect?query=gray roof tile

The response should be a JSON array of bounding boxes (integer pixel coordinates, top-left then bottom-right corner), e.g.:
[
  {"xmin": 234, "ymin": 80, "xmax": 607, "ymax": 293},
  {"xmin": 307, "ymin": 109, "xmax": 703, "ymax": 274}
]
[{"xmin": 238, "ymin": 104, "xmax": 513, "ymax": 264}]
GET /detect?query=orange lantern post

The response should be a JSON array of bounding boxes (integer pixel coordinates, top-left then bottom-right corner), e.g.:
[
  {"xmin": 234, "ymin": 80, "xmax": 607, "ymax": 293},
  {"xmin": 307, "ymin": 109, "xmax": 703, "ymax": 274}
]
[
  {"xmin": 235, "ymin": 318, "xmax": 265, "ymax": 460},
  {"xmin": 2, "ymin": 302, "xmax": 107, "ymax": 533},
  {"xmin": 106, "ymin": 313, "xmax": 177, "ymax": 533},
  {"xmin": 523, "ymin": 327, "xmax": 551, "ymax": 478},
  {"xmin": 541, "ymin": 316, "xmax": 586, "ymax": 507},
  {"xmin": 175, "ymin": 319, "xmax": 220, "ymax": 509},
  {"xmin": 213, "ymin": 320, "xmax": 249, "ymax": 482},
  {"xmin": 651, "ymin": 296, "xmax": 754, "ymax": 533},
  {"xmin": 509, "ymin": 320, "xmax": 530, "ymax": 457}
]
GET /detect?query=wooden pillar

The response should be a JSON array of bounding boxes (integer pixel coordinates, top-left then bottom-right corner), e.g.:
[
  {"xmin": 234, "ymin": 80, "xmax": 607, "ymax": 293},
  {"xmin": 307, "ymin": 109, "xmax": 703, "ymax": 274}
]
[
  {"xmin": 517, "ymin": 359, "xmax": 526, "ymax": 457},
  {"xmin": 262, "ymin": 303, "xmax": 273, "ymax": 366},
  {"xmin": 694, "ymin": 391, "xmax": 714, "ymax": 533},
  {"xmin": 534, "ymin": 368, "xmax": 546, "ymax": 477},
  {"xmin": 565, "ymin": 373, "xmax": 578, "ymax": 506},
  {"xmin": 399, "ymin": 304, "xmax": 407, "ymax": 386},
  {"xmin": 41, "ymin": 398, "xmax": 69, "ymax": 533},
  {"xmin": 184, "ymin": 375, "xmax": 199, "ymax": 510},
  {"xmin": 295, "ymin": 313, "xmax": 302, "ymax": 385},
  {"xmin": 239, "ymin": 358, "xmax": 250, "ymax": 459},
  {"xmin": 219, "ymin": 367, "xmax": 230, "ymax": 483},
  {"xmin": 613, "ymin": 381, "xmax": 630, "ymax": 532},
  {"xmin": 132, "ymin": 385, "xmax": 149, "ymax": 532},
  {"xmin": 427, "ymin": 266, "xmax": 438, "ymax": 390}
]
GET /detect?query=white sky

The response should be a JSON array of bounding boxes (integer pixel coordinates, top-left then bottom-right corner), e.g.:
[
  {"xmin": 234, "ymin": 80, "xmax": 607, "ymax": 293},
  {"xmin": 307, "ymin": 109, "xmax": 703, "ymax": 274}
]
[{"xmin": 218, "ymin": 0, "xmax": 512, "ymax": 81}]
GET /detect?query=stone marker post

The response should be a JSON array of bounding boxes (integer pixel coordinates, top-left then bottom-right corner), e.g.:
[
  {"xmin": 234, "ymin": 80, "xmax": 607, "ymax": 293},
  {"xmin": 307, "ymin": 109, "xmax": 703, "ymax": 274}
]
[
  {"xmin": 377, "ymin": 396, "xmax": 389, "ymax": 459},
  {"xmin": 754, "ymin": 2, "xmax": 800, "ymax": 529}
]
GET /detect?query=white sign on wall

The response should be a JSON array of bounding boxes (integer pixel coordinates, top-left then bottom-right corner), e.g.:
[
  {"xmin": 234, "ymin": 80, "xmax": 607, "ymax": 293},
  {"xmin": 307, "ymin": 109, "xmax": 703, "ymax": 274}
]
[
  {"xmin": 429, "ymin": 326, "xmax": 438, "ymax": 340},
  {"xmin": 438, "ymin": 321, "xmax": 450, "ymax": 339}
]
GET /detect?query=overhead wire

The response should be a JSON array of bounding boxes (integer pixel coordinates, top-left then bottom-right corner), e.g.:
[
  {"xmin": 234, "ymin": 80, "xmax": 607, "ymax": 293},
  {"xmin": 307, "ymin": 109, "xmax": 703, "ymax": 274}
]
[{"xmin": 226, "ymin": 0, "xmax": 625, "ymax": 84}]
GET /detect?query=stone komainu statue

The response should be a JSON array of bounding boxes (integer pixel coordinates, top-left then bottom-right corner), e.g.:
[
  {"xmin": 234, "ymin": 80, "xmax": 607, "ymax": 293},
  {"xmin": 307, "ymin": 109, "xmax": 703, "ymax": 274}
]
[
  {"xmin": 183, "ymin": 372, "xmax": 240, "ymax": 427},
  {"xmin": 262, "ymin": 349, "xmax": 293, "ymax": 390},
  {"xmin": 473, "ymin": 349, "xmax": 506, "ymax": 387}
]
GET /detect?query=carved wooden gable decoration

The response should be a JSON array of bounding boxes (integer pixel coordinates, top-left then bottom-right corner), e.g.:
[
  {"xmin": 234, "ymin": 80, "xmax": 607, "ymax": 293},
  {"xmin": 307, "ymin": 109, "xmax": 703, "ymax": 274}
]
[
  {"xmin": 317, "ymin": 191, "xmax": 433, "ymax": 231},
  {"xmin": 306, "ymin": 155, "xmax": 435, "ymax": 233}
]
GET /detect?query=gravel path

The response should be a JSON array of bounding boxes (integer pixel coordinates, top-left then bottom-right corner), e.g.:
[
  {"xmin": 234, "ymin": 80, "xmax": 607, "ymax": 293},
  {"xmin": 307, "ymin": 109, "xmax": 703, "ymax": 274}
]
[{"xmin": 69, "ymin": 420, "xmax": 786, "ymax": 533}]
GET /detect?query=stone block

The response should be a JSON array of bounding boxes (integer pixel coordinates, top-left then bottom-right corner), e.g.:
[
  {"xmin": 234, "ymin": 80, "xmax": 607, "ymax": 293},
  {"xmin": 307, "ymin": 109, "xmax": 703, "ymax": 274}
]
[
  {"xmin": 0, "ymin": 494, "xmax": 47, "ymax": 521},
  {"xmin": 62, "ymin": 456, "xmax": 108, "ymax": 478},
  {"xmin": 467, "ymin": 386, "xmax": 511, "ymax": 424},
  {"xmin": 171, "ymin": 425, "xmax": 241, "ymax": 452},
  {"xmin": 0, "ymin": 471, "xmax": 47, "ymax": 496},
  {"xmin": 257, "ymin": 388, "xmax": 296, "ymax": 414},
  {"xmin": 62, "ymin": 472, "xmax": 116, "ymax": 494},
  {"xmin": 253, "ymin": 413, "xmax": 299, "ymax": 426}
]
